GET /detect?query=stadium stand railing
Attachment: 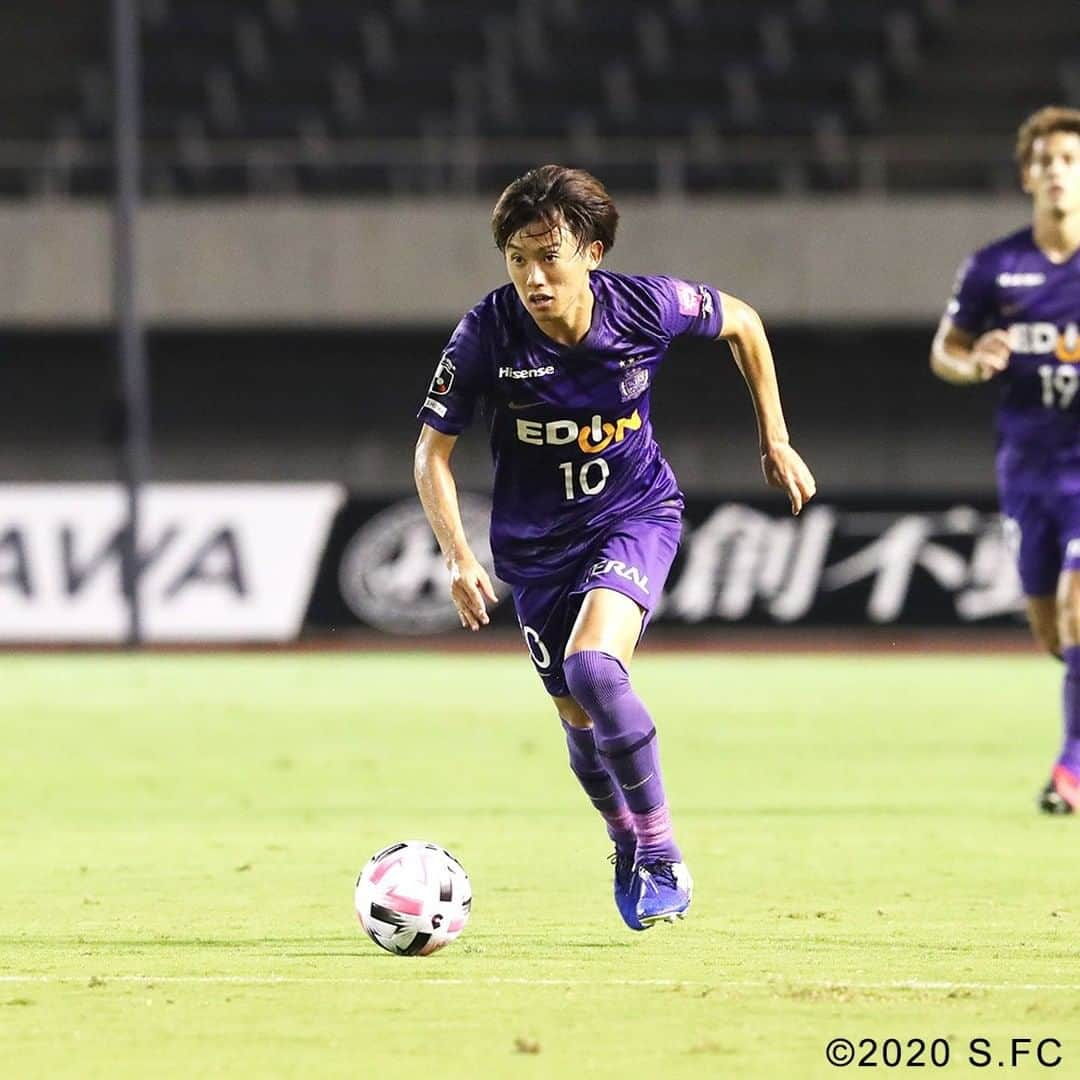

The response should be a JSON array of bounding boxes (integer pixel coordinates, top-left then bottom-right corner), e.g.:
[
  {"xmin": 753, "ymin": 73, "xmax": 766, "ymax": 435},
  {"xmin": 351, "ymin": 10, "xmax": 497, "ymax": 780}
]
[{"xmin": 0, "ymin": 0, "xmax": 1077, "ymax": 197}]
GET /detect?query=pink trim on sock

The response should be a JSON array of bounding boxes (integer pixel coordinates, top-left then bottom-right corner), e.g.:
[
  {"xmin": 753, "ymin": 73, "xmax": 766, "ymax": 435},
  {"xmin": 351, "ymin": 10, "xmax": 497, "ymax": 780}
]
[
  {"xmin": 602, "ymin": 806, "xmax": 636, "ymax": 847},
  {"xmin": 631, "ymin": 803, "xmax": 680, "ymax": 862}
]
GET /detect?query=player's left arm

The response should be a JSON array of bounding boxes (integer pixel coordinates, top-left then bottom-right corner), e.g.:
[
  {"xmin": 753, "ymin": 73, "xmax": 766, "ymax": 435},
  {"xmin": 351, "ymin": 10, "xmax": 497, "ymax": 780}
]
[{"xmin": 717, "ymin": 292, "xmax": 817, "ymax": 515}]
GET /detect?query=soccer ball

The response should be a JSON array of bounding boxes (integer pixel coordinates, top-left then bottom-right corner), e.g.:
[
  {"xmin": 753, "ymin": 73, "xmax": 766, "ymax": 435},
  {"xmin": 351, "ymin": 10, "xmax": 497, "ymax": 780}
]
[{"xmin": 355, "ymin": 840, "xmax": 472, "ymax": 956}]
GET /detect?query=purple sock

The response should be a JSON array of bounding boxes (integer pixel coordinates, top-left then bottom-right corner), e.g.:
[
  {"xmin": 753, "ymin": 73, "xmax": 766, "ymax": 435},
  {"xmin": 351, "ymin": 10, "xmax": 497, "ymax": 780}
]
[
  {"xmin": 632, "ymin": 804, "xmax": 677, "ymax": 863},
  {"xmin": 1058, "ymin": 646, "xmax": 1080, "ymax": 775},
  {"xmin": 561, "ymin": 719, "xmax": 636, "ymax": 853},
  {"xmin": 563, "ymin": 649, "xmax": 681, "ymax": 863}
]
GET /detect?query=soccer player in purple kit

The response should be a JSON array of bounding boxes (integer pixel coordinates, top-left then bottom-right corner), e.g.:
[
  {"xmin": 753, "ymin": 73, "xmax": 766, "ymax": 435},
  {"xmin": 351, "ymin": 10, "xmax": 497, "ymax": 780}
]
[
  {"xmin": 414, "ymin": 165, "xmax": 816, "ymax": 928},
  {"xmin": 931, "ymin": 107, "xmax": 1080, "ymax": 814}
]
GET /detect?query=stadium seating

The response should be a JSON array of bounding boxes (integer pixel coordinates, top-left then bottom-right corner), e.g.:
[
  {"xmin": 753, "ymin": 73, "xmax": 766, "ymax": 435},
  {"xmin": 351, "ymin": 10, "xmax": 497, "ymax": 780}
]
[{"xmin": 0, "ymin": 0, "xmax": 1077, "ymax": 196}]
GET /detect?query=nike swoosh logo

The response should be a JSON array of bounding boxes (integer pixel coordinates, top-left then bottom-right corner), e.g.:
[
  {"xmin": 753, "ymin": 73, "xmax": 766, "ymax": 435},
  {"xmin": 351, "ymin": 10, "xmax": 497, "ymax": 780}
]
[
  {"xmin": 507, "ymin": 400, "xmax": 544, "ymax": 410},
  {"xmin": 622, "ymin": 773, "xmax": 655, "ymax": 792}
]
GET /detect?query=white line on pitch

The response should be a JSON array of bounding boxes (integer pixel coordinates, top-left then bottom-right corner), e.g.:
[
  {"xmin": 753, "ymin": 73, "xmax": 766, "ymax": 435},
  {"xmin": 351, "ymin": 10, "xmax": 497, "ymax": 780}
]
[{"xmin": 1, "ymin": 975, "xmax": 1078, "ymax": 992}]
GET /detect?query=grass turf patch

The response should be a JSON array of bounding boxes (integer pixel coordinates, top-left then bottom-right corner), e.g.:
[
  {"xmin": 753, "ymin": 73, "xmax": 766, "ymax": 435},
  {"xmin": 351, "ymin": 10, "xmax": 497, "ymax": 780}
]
[{"xmin": 1, "ymin": 652, "xmax": 1075, "ymax": 1078}]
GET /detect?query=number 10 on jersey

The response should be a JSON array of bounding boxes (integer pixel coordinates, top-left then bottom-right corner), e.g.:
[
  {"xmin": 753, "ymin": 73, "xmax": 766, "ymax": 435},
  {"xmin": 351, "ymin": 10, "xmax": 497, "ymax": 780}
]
[{"xmin": 559, "ymin": 458, "xmax": 610, "ymax": 500}]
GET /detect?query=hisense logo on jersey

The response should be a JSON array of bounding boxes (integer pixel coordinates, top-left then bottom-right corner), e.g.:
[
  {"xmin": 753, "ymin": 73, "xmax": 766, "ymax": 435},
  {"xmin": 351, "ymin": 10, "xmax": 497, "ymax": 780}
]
[
  {"xmin": 498, "ymin": 366, "xmax": 555, "ymax": 379},
  {"xmin": 996, "ymin": 272, "xmax": 1046, "ymax": 287},
  {"xmin": 1009, "ymin": 322, "xmax": 1080, "ymax": 361},
  {"xmin": 515, "ymin": 408, "xmax": 642, "ymax": 452}
]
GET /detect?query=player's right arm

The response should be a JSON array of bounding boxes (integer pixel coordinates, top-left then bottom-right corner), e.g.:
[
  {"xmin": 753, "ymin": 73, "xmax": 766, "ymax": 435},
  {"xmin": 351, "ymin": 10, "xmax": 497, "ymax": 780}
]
[
  {"xmin": 930, "ymin": 319, "xmax": 1011, "ymax": 384},
  {"xmin": 930, "ymin": 249, "xmax": 1010, "ymax": 384},
  {"xmin": 414, "ymin": 423, "xmax": 497, "ymax": 632}
]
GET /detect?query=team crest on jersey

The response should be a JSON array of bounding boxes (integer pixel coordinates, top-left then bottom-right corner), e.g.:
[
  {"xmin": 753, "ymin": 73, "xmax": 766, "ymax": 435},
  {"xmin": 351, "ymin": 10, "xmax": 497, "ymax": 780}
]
[
  {"xmin": 619, "ymin": 367, "xmax": 650, "ymax": 401},
  {"xmin": 429, "ymin": 353, "xmax": 455, "ymax": 396}
]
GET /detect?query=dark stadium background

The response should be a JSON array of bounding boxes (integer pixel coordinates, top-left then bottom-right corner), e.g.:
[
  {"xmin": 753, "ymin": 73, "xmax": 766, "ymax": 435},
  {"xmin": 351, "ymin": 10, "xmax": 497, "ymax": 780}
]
[{"xmin": 1, "ymin": 0, "xmax": 1071, "ymax": 642}]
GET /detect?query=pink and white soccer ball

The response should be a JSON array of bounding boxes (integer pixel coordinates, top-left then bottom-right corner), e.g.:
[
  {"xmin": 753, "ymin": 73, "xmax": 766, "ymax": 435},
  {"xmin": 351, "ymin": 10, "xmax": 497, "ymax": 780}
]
[{"xmin": 355, "ymin": 840, "xmax": 472, "ymax": 956}]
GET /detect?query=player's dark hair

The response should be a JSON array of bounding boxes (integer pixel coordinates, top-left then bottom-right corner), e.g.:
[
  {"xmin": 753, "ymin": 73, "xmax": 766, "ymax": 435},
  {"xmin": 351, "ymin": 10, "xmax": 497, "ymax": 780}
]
[
  {"xmin": 491, "ymin": 165, "xmax": 619, "ymax": 254},
  {"xmin": 1015, "ymin": 106, "xmax": 1080, "ymax": 167}
]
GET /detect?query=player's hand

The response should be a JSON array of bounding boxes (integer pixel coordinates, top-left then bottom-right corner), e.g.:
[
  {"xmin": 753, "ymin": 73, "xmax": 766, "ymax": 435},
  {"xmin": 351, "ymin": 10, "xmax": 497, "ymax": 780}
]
[
  {"xmin": 970, "ymin": 329, "xmax": 1011, "ymax": 381},
  {"xmin": 761, "ymin": 441, "xmax": 817, "ymax": 516},
  {"xmin": 447, "ymin": 553, "xmax": 498, "ymax": 631}
]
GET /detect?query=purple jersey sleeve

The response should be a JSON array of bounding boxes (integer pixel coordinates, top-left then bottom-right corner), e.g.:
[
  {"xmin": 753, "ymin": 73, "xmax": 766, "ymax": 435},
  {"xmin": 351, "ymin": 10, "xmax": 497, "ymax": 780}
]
[
  {"xmin": 417, "ymin": 308, "xmax": 490, "ymax": 435},
  {"xmin": 650, "ymin": 275, "xmax": 724, "ymax": 341},
  {"xmin": 946, "ymin": 253, "xmax": 997, "ymax": 335}
]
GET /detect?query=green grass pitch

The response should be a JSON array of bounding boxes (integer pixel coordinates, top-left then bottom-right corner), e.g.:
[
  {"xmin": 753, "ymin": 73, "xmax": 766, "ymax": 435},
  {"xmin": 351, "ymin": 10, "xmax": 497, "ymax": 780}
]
[{"xmin": 2, "ymin": 650, "xmax": 1078, "ymax": 1078}]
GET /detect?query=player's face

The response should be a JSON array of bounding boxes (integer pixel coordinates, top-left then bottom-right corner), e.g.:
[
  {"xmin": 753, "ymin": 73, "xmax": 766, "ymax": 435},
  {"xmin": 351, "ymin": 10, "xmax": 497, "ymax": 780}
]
[
  {"xmin": 1023, "ymin": 131, "xmax": 1080, "ymax": 217},
  {"xmin": 504, "ymin": 222, "xmax": 602, "ymax": 324}
]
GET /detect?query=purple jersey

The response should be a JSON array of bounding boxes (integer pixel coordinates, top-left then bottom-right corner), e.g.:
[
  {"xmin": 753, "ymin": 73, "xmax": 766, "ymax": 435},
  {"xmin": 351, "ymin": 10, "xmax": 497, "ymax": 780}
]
[
  {"xmin": 946, "ymin": 227, "xmax": 1080, "ymax": 495},
  {"xmin": 417, "ymin": 269, "xmax": 723, "ymax": 584}
]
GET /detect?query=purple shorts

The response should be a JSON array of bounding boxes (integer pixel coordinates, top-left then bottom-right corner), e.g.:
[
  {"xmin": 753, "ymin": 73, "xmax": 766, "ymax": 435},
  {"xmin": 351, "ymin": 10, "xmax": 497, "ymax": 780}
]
[
  {"xmin": 1000, "ymin": 489, "xmax": 1080, "ymax": 596},
  {"xmin": 510, "ymin": 503, "xmax": 682, "ymax": 698}
]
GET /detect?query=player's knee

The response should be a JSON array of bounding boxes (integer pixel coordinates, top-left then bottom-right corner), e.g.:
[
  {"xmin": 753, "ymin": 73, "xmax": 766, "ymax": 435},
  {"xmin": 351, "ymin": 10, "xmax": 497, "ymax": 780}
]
[
  {"xmin": 1057, "ymin": 579, "xmax": 1080, "ymax": 649},
  {"xmin": 1058, "ymin": 611, "xmax": 1080, "ymax": 650},
  {"xmin": 1037, "ymin": 621, "xmax": 1063, "ymax": 655},
  {"xmin": 563, "ymin": 650, "xmax": 629, "ymax": 718},
  {"xmin": 1028, "ymin": 604, "xmax": 1060, "ymax": 654},
  {"xmin": 556, "ymin": 697, "xmax": 592, "ymax": 729}
]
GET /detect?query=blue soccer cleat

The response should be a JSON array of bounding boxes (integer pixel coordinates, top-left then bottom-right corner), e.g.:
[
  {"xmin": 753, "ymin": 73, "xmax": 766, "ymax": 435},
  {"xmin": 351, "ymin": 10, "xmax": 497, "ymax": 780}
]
[
  {"xmin": 610, "ymin": 848, "xmax": 645, "ymax": 931},
  {"xmin": 635, "ymin": 860, "xmax": 693, "ymax": 926}
]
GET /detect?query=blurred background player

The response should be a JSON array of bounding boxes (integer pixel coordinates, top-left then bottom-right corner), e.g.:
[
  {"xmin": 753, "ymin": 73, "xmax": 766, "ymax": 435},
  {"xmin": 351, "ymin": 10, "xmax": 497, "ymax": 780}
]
[
  {"xmin": 931, "ymin": 106, "xmax": 1080, "ymax": 813},
  {"xmin": 414, "ymin": 165, "xmax": 815, "ymax": 928}
]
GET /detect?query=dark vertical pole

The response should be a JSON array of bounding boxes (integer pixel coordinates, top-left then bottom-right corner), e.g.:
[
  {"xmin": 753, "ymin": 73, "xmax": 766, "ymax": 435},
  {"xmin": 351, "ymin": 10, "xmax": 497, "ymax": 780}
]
[{"xmin": 112, "ymin": 0, "xmax": 150, "ymax": 645}]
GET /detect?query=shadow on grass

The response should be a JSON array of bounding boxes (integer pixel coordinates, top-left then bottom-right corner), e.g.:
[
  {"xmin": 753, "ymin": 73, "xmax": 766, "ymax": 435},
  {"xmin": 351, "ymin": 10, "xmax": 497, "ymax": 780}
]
[
  {"xmin": 0, "ymin": 935, "xmax": 362, "ymax": 950},
  {"xmin": 2, "ymin": 934, "xmax": 637, "ymax": 959}
]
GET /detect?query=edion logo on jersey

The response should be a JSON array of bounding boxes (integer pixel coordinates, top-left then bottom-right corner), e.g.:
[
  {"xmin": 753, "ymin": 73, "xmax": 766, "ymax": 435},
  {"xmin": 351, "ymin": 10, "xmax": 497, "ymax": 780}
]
[
  {"xmin": 1009, "ymin": 322, "xmax": 1080, "ymax": 361},
  {"xmin": 588, "ymin": 558, "xmax": 649, "ymax": 594},
  {"xmin": 515, "ymin": 408, "xmax": 641, "ymax": 453}
]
